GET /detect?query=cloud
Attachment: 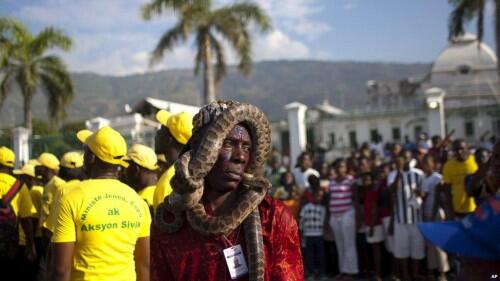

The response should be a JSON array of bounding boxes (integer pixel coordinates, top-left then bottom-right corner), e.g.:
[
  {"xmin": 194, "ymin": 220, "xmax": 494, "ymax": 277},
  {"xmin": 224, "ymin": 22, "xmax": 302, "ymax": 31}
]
[
  {"xmin": 253, "ymin": 0, "xmax": 331, "ymax": 39},
  {"xmin": 4, "ymin": 0, "xmax": 329, "ymax": 75},
  {"xmin": 254, "ymin": 30, "xmax": 310, "ymax": 60}
]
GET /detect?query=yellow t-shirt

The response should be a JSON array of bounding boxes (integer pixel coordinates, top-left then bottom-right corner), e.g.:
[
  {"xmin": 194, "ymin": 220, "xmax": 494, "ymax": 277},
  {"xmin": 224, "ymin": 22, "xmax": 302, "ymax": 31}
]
[
  {"xmin": 443, "ymin": 156, "xmax": 478, "ymax": 213},
  {"xmin": 52, "ymin": 179, "xmax": 151, "ymax": 281},
  {"xmin": 138, "ymin": 185, "xmax": 156, "ymax": 208},
  {"xmin": 0, "ymin": 173, "xmax": 37, "ymax": 245},
  {"xmin": 153, "ymin": 165, "xmax": 175, "ymax": 209},
  {"xmin": 44, "ymin": 179, "xmax": 81, "ymax": 232},
  {"xmin": 41, "ymin": 176, "xmax": 66, "ymax": 224},
  {"xmin": 30, "ymin": 185, "xmax": 44, "ymax": 237}
]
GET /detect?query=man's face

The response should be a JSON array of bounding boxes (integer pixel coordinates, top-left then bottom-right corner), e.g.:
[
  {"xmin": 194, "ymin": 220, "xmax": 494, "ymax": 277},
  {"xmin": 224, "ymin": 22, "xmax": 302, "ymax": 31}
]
[
  {"xmin": 154, "ymin": 126, "xmax": 171, "ymax": 155},
  {"xmin": 83, "ymin": 146, "xmax": 95, "ymax": 176},
  {"xmin": 206, "ymin": 124, "xmax": 252, "ymax": 192},
  {"xmin": 35, "ymin": 165, "xmax": 50, "ymax": 184},
  {"xmin": 453, "ymin": 141, "xmax": 469, "ymax": 161},
  {"xmin": 395, "ymin": 156, "xmax": 405, "ymax": 170},
  {"xmin": 300, "ymin": 154, "xmax": 312, "ymax": 170},
  {"xmin": 155, "ymin": 126, "xmax": 180, "ymax": 167},
  {"xmin": 335, "ymin": 161, "xmax": 347, "ymax": 177},
  {"xmin": 123, "ymin": 162, "xmax": 140, "ymax": 190}
]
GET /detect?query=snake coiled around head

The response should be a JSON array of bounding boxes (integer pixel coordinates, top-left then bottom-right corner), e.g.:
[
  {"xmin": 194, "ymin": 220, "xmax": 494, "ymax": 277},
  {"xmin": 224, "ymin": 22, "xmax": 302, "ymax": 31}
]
[{"xmin": 155, "ymin": 101, "xmax": 271, "ymax": 281}]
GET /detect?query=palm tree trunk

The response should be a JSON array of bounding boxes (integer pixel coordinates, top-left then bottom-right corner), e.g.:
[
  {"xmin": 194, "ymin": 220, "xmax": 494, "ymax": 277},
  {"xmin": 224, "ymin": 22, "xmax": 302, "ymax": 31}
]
[
  {"xmin": 23, "ymin": 91, "xmax": 33, "ymax": 130},
  {"xmin": 202, "ymin": 33, "xmax": 216, "ymax": 105},
  {"xmin": 496, "ymin": 1, "xmax": 500, "ymax": 79}
]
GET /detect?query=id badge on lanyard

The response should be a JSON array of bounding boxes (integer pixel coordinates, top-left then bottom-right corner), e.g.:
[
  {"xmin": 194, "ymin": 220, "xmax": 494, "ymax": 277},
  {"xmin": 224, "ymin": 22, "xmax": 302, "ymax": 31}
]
[{"xmin": 223, "ymin": 244, "xmax": 249, "ymax": 279}]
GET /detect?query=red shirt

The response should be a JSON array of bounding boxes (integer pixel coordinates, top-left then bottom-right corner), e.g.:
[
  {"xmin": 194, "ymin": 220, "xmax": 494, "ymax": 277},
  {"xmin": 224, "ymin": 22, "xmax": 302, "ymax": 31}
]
[
  {"xmin": 150, "ymin": 196, "xmax": 304, "ymax": 281},
  {"xmin": 364, "ymin": 188, "xmax": 383, "ymax": 225}
]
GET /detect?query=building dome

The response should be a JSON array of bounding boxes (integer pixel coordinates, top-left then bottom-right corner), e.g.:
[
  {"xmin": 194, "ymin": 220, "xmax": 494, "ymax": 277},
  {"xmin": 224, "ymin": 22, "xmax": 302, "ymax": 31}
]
[{"xmin": 431, "ymin": 33, "xmax": 497, "ymax": 73}]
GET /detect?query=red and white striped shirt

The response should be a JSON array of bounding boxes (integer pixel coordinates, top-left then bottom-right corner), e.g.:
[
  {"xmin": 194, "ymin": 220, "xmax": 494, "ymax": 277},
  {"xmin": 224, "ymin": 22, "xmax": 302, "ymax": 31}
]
[{"xmin": 329, "ymin": 175, "xmax": 355, "ymax": 215}]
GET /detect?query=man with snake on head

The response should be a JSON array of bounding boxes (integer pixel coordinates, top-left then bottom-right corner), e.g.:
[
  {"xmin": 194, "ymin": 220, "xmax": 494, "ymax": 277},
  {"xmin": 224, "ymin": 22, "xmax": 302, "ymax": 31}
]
[{"xmin": 151, "ymin": 100, "xmax": 304, "ymax": 281}]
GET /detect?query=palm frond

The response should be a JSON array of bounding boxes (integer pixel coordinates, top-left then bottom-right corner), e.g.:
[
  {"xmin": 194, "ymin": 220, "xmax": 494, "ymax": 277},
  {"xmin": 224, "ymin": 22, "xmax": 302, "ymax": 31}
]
[
  {"xmin": 29, "ymin": 27, "xmax": 72, "ymax": 55},
  {"xmin": 193, "ymin": 32, "xmax": 204, "ymax": 76},
  {"xmin": 142, "ymin": 0, "xmax": 209, "ymax": 20},
  {"xmin": 208, "ymin": 32, "xmax": 226, "ymax": 82},
  {"xmin": 0, "ymin": 17, "xmax": 31, "ymax": 43},
  {"xmin": 448, "ymin": 0, "xmax": 480, "ymax": 40},
  {"xmin": 0, "ymin": 72, "xmax": 13, "ymax": 109},
  {"xmin": 36, "ymin": 55, "xmax": 74, "ymax": 97},
  {"xmin": 212, "ymin": 3, "xmax": 272, "ymax": 32},
  {"xmin": 477, "ymin": 0, "xmax": 485, "ymax": 42},
  {"xmin": 150, "ymin": 20, "xmax": 191, "ymax": 66},
  {"xmin": 40, "ymin": 71, "xmax": 73, "ymax": 122}
]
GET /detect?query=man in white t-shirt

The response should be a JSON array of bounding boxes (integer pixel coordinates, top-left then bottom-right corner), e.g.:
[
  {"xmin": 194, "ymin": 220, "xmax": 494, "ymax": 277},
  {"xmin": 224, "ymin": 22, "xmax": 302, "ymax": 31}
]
[
  {"xmin": 420, "ymin": 154, "xmax": 449, "ymax": 281},
  {"xmin": 292, "ymin": 152, "xmax": 319, "ymax": 192}
]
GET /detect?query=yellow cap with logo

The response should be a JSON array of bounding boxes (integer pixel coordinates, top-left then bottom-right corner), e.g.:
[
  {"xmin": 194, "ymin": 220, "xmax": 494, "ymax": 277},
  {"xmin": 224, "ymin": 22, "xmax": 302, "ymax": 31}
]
[
  {"xmin": 61, "ymin": 151, "xmax": 84, "ymax": 168},
  {"xmin": 0, "ymin": 146, "xmax": 15, "ymax": 167},
  {"xmin": 77, "ymin": 126, "xmax": 128, "ymax": 167},
  {"xmin": 125, "ymin": 144, "xmax": 158, "ymax": 171},
  {"xmin": 155, "ymin": 110, "xmax": 193, "ymax": 145},
  {"xmin": 38, "ymin": 153, "xmax": 60, "ymax": 170}
]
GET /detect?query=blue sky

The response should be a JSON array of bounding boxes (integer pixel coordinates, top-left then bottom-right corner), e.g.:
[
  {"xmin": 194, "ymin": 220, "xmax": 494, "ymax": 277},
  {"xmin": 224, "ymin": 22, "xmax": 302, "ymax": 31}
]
[{"xmin": 1, "ymin": 0, "xmax": 495, "ymax": 75}]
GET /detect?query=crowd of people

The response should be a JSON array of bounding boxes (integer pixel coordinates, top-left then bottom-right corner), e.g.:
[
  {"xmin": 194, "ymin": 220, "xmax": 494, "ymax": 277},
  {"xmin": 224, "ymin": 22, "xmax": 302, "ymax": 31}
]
[
  {"xmin": 0, "ymin": 101, "xmax": 304, "ymax": 281},
  {"xmin": 0, "ymin": 100, "xmax": 498, "ymax": 281},
  {"xmin": 266, "ymin": 133, "xmax": 500, "ymax": 281}
]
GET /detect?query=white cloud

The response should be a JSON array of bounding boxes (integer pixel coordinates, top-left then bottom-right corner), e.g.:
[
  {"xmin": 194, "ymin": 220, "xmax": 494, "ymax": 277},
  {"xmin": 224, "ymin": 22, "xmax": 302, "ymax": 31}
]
[
  {"xmin": 253, "ymin": 0, "xmax": 331, "ymax": 39},
  {"xmin": 5, "ymin": 0, "xmax": 330, "ymax": 75},
  {"xmin": 253, "ymin": 29, "xmax": 310, "ymax": 60}
]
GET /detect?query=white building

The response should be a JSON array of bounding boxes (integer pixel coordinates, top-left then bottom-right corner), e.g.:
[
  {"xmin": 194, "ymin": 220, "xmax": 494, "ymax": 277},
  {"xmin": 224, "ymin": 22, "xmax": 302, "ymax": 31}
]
[
  {"xmin": 85, "ymin": 97, "xmax": 200, "ymax": 147},
  {"xmin": 276, "ymin": 33, "xmax": 500, "ymax": 160}
]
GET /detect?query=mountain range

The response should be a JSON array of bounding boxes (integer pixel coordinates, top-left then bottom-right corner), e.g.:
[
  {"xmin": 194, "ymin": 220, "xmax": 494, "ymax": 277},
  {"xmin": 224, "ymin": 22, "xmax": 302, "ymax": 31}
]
[{"xmin": 0, "ymin": 60, "xmax": 431, "ymax": 127}]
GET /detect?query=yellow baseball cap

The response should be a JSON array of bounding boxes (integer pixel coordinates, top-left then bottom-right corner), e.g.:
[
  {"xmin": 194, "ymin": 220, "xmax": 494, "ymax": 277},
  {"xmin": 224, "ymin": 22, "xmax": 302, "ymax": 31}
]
[
  {"xmin": 61, "ymin": 151, "xmax": 84, "ymax": 168},
  {"xmin": 38, "ymin": 153, "xmax": 60, "ymax": 170},
  {"xmin": 124, "ymin": 144, "xmax": 158, "ymax": 171},
  {"xmin": 19, "ymin": 163, "xmax": 37, "ymax": 178},
  {"xmin": 156, "ymin": 110, "xmax": 193, "ymax": 145},
  {"xmin": 0, "ymin": 146, "xmax": 15, "ymax": 167},
  {"xmin": 76, "ymin": 129, "xmax": 93, "ymax": 144},
  {"xmin": 27, "ymin": 159, "xmax": 40, "ymax": 166},
  {"xmin": 78, "ymin": 126, "xmax": 128, "ymax": 167}
]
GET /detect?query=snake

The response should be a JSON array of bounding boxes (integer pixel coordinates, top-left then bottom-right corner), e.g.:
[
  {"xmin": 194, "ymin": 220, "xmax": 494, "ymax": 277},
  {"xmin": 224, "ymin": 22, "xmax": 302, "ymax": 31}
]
[{"xmin": 155, "ymin": 101, "xmax": 271, "ymax": 281}]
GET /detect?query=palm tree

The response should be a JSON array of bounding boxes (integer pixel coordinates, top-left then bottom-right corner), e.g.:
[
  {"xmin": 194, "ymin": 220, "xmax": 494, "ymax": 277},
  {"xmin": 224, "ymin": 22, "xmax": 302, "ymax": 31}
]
[
  {"xmin": 449, "ymin": 0, "xmax": 500, "ymax": 78},
  {"xmin": 0, "ymin": 17, "xmax": 74, "ymax": 130},
  {"xmin": 142, "ymin": 0, "xmax": 272, "ymax": 104}
]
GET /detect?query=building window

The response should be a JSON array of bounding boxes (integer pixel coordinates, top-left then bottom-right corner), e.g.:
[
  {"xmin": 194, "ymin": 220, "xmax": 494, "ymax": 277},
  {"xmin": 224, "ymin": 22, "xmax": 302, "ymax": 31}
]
[
  {"xmin": 329, "ymin": 133, "xmax": 336, "ymax": 148},
  {"xmin": 349, "ymin": 131, "xmax": 358, "ymax": 149},
  {"xmin": 465, "ymin": 121, "xmax": 475, "ymax": 137},
  {"xmin": 457, "ymin": 65, "xmax": 471, "ymax": 75},
  {"xmin": 370, "ymin": 129, "xmax": 379, "ymax": 143},
  {"xmin": 392, "ymin": 127, "xmax": 401, "ymax": 142}
]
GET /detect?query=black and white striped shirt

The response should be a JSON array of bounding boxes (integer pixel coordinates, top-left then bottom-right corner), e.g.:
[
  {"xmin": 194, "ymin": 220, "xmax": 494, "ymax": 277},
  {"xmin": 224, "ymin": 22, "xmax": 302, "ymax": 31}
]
[
  {"xmin": 387, "ymin": 168, "xmax": 424, "ymax": 224},
  {"xmin": 299, "ymin": 203, "xmax": 326, "ymax": 236}
]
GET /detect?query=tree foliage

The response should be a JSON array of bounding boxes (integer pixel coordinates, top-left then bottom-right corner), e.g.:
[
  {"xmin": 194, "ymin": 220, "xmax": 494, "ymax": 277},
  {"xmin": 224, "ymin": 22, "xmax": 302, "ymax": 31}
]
[
  {"xmin": 142, "ymin": 0, "xmax": 271, "ymax": 104},
  {"xmin": 0, "ymin": 17, "xmax": 74, "ymax": 129}
]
